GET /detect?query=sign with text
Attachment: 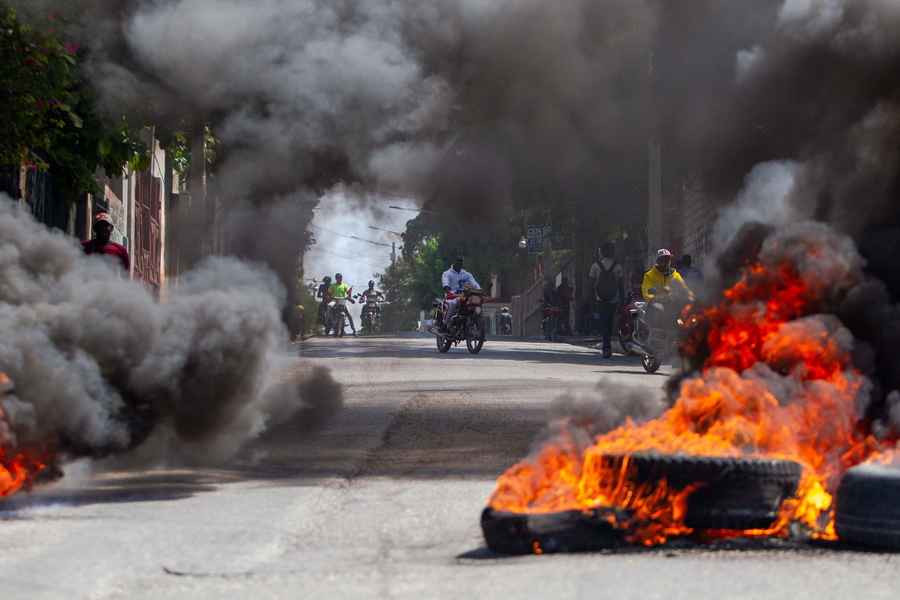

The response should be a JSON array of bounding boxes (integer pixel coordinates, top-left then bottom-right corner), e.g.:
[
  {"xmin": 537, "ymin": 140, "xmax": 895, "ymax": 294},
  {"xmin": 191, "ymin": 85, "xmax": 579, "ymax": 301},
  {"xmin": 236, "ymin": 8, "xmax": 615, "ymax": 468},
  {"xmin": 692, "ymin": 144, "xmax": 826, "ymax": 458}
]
[{"xmin": 526, "ymin": 226, "xmax": 544, "ymax": 254}]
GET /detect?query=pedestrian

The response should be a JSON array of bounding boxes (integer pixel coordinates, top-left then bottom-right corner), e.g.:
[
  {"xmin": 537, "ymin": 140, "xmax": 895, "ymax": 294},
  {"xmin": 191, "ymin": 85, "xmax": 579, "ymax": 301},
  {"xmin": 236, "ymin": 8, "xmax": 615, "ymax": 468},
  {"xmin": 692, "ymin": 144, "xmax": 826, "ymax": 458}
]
[
  {"xmin": 622, "ymin": 259, "xmax": 646, "ymax": 341},
  {"xmin": 499, "ymin": 307, "xmax": 512, "ymax": 335},
  {"xmin": 556, "ymin": 276, "xmax": 573, "ymax": 335},
  {"xmin": 289, "ymin": 302, "xmax": 304, "ymax": 343},
  {"xmin": 589, "ymin": 242, "xmax": 625, "ymax": 358},
  {"xmin": 678, "ymin": 254, "xmax": 704, "ymax": 296},
  {"xmin": 81, "ymin": 213, "xmax": 130, "ymax": 272}
]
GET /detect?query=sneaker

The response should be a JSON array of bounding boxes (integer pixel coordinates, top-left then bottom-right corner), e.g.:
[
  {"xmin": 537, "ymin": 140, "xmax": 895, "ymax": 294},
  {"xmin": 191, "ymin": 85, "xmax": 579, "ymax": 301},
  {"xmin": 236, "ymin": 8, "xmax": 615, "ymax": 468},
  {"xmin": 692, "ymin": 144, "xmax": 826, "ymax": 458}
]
[{"xmin": 602, "ymin": 348, "xmax": 613, "ymax": 359}]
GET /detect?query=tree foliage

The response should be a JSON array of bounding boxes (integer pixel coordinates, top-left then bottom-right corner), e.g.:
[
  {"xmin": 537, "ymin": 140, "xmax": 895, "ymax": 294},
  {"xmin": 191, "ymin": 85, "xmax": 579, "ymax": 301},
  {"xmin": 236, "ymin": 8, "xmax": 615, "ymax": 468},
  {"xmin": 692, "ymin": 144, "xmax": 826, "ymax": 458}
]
[{"xmin": 0, "ymin": 5, "xmax": 148, "ymax": 200}]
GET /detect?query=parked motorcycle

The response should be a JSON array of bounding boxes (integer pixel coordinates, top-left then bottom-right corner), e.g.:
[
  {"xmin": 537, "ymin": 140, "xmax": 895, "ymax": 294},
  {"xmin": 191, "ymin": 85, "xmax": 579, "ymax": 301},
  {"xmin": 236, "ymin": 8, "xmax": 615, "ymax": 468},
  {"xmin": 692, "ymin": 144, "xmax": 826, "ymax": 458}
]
[
  {"xmin": 328, "ymin": 296, "xmax": 355, "ymax": 337},
  {"xmin": 429, "ymin": 287, "xmax": 489, "ymax": 354},
  {"xmin": 539, "ymin": 300, "xmax": 566, "ymax": 342}
]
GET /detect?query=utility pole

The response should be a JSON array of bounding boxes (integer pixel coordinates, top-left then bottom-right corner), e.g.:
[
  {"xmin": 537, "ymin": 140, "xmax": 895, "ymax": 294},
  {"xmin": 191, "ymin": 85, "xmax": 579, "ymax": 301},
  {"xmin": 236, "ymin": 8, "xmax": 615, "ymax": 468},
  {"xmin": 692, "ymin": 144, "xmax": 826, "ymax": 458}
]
[{"xmin": 648, "ymin": 48, "xmax": 662, "ymax": 257}]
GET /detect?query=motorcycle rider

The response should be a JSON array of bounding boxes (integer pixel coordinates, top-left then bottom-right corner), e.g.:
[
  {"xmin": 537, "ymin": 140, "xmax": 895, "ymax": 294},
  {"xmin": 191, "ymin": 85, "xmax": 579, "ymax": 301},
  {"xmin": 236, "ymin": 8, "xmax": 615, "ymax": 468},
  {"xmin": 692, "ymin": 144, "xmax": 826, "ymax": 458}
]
[
  {"xmin": 359, "ymin": 280, "xmax": 385, "ymax": 324},
  {"xmin": 329, "ymin": 273, "xmax": 357, "ymax": 337},
  {"xmin": 642, "ymin": 249, "xmax": 694, "ymax": 330},
  {"xmin": 316, "ymin": 276, "xmax": 333, "ymax": 330},
  {"xmin": 440, "ymin": 255, "xmax": 481, "ymax": 332}
]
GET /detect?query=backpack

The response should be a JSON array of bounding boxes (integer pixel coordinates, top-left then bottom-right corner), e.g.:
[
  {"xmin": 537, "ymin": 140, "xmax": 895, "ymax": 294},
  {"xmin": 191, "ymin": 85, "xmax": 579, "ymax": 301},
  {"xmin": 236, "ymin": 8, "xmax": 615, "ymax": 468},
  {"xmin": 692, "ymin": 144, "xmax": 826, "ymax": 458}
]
[{"xmin": 595, "ymin": 261, "xmax": 618, "ymax": 302}]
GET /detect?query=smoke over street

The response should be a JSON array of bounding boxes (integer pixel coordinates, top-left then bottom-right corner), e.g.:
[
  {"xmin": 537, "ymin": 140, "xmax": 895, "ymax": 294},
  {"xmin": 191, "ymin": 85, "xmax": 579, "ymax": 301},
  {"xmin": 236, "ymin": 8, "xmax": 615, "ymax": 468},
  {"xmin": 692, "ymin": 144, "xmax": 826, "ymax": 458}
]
[{"xmin": 0, "ymin": 198, "xmax": 342, "ymax": 491}]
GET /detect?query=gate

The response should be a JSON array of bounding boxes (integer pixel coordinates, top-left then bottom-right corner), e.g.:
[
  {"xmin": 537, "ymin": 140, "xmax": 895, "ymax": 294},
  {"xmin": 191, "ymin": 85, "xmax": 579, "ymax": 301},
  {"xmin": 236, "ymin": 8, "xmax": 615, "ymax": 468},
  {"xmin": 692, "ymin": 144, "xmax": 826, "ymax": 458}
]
[{"xmin": 133, "ymin": 171, "xmax": 162, "ymax": 290}]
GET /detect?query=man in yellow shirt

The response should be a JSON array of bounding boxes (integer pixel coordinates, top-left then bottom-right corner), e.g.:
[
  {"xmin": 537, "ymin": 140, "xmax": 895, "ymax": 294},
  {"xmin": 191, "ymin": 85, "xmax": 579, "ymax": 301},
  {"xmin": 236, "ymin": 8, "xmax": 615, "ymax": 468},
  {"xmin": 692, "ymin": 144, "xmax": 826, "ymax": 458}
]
[
  {"xmin": 329, "ymin": 273, "xmax": 357, "ymax": 337},
  {"xmin": 642, "ymin": 249, "xmax": 694, "ymax": 302}
]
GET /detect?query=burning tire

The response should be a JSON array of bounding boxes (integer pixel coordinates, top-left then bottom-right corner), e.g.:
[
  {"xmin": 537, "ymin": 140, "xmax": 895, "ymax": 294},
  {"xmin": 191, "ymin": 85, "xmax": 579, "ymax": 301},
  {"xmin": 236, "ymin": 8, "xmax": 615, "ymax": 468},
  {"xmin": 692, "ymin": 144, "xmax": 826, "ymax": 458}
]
[
  {"xmin": 481, "ymin": 506, "xmax": 627, "ymax": 554},
  {"xmin": 601, "ymin": 454, "xmax": 802, "ymax": 530},
  {"xmin": 835, "ymin": 463, "xmax": 900, "ymax": 549}
]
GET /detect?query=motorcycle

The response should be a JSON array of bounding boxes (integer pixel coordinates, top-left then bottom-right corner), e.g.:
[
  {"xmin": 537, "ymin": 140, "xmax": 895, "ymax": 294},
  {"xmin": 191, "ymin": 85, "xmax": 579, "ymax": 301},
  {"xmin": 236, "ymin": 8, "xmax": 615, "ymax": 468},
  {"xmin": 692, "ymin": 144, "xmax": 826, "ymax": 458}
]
[
  {"xmin": 359, "ymin": 296, "xmax": 382, "ymax": 334},
  {"xmin": 429, "ymin": 287, "xmax": 489, "ymax": 354},
  {"xmin": 621, "ymin": 299, "xmax": 679, "ymax": 373},
  {"xmin": 539, "ymin": 300, "xmax": 566, "ymax": 342},
  {"xmin": 328, "ymin": 296, "xmax": 355, "ymax": 337}
]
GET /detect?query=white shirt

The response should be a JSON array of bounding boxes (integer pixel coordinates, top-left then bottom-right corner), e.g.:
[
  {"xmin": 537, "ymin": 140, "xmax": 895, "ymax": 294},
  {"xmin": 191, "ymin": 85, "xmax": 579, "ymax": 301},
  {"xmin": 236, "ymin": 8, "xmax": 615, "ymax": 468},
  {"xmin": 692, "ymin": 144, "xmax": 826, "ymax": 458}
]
[
  {"xmin": 442, "ymin": 267, "xmax": 481, "ymax": 292},
  {"xmin": 589, "ymin": 258, "xmax": 625, "ymax": 303}
]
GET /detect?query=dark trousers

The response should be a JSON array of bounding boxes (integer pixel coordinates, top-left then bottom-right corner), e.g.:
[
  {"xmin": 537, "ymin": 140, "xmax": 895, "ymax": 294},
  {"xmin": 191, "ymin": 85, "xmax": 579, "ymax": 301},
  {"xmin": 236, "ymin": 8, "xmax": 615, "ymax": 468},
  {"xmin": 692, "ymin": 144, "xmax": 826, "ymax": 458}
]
[{"xmin": 597, "ymin": 301, "xmax": 617, "ymax": 352}]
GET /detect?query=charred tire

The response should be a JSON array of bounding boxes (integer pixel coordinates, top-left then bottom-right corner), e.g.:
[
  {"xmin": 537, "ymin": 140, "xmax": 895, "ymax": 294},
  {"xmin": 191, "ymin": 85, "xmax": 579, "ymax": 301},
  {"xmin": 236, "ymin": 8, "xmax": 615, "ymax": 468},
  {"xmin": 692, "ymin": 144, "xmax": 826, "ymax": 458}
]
[
  {"xmin": 467, "ymin": 316, "xmax": 485, "ymax": 354},
  {"xmin": 642, "ymin": 354, "xmax": 661, "ymax": 373},
  {"xmin": 600, "ymin": 454, "xmax": 802, "ymax": 531},
  {"xmin": 835, "ymin": 464, "xmax": 900, "ymax": 549},
  {"xmin": 481, "ymin": 507, "xmax": 627, "ymax": 554},
  {"xmin": 437, "ymin": 333, "xmax": 452, "ymax": 353}
]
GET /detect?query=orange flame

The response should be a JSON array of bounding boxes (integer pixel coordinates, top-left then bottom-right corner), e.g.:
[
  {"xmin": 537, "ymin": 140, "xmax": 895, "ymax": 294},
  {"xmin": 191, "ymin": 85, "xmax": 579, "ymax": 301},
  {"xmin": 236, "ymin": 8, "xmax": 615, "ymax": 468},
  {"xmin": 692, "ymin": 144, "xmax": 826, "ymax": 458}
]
[
  {"xmin": 489, "ymin": 256, "xmax": 885, "ymax": 545},
  {"xmin": 0, "ymin": 373, "xmax": 53, "ymax": 497}
]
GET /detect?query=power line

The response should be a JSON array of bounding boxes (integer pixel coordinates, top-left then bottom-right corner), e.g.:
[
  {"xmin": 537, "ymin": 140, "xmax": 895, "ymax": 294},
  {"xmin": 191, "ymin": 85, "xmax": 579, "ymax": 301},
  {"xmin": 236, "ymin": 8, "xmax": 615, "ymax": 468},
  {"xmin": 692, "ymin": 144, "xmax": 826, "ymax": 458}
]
[
  {"xmin": 311, "ymin": 224, "xmax": 390, "ymax": 247},
  {"xmin": 313, "ymin": 240, "xmax": 391, "ymax": 258},
  {"xmin": 306, "ymin": 248, "xmax": 388, "ymax": 269}
]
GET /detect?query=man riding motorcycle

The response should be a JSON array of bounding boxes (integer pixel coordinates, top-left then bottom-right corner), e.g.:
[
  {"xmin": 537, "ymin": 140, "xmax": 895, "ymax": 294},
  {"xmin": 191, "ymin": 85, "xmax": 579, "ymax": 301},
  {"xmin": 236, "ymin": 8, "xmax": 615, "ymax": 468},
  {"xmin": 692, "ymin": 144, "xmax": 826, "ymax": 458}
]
[
  {"xmin": 316, "ymin": 276, "xmax": 333, "ymax": 329},
  {"xmin": 329, "ymin": 273, "xmax": 357, "ymax": 337},
  {"xmin": 642, "ymin": 249, "xmax": 694, "ymax": 330},
  {"xmin": 359, "ymin": 280, "xmax": 385, "ymax": 330},
  {"xmin": 439, "ymin": 255, "xmax": 482, "ymax": 333}
]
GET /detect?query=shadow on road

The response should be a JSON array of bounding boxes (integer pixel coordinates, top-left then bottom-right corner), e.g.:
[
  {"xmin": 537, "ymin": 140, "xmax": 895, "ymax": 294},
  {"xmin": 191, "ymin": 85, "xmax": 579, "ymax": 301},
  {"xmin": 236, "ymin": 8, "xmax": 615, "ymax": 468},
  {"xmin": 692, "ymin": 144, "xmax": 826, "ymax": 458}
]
[{"xmin": 0, "ymin": 472, "xmax": 220, "ymax": 514}]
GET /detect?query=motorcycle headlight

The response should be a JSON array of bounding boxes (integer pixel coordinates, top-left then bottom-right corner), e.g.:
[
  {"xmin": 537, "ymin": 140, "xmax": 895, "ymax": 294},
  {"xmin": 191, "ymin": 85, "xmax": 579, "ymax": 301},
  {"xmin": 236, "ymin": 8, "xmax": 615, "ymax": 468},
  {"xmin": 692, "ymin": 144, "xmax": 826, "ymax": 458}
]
[
  {"xmin": 474, "ymin": 306, "xmax": 482, "ymax": 314},
  {"xmin": 470, "ymin": 296, "xmax": 482, "ymax": 305}
]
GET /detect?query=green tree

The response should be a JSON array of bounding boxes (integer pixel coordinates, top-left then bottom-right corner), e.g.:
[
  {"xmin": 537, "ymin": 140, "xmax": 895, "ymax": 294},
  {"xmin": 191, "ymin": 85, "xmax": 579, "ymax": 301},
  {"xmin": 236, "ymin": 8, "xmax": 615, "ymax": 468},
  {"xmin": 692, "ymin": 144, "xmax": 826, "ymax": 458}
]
[{"xmin": 0, "ymin": 5, "xmax": 147, "ymax": 200}]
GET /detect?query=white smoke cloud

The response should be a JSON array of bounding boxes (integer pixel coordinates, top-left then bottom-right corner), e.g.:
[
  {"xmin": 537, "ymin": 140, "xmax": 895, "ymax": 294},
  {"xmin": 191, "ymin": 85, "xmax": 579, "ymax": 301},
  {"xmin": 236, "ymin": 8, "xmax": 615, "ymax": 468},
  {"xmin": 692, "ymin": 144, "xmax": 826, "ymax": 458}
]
[{"xmin": 714, "ymin": 160, "xmax": 805, "ymax": 249}]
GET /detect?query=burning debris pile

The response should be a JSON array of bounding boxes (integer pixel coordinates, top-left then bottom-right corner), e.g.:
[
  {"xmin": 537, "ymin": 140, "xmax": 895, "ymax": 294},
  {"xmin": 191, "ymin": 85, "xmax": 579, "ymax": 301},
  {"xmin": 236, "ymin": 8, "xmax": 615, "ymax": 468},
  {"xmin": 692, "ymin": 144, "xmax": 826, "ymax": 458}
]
[
  {"xmin": 0, "ymin": 199, "xmax": 343, "ymax": 497},
  {"xmin": 487, "ymin": 221, "xmax": 900, "ymax": 551}
]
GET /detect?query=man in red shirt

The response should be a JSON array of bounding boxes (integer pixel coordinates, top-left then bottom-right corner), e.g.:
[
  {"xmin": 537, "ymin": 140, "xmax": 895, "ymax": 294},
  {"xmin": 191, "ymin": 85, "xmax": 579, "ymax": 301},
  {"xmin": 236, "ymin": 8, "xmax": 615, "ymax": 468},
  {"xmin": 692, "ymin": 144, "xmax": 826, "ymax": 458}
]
[{"xmin": 81, "ymin": 213, "xmax": 130, "ymax": 272}]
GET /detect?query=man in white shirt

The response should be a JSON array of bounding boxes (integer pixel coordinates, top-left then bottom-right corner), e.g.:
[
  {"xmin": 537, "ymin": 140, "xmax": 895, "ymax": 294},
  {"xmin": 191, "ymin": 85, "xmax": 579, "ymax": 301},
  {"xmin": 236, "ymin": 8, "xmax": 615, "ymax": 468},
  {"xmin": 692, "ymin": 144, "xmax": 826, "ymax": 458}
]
[
  {"xmin": 440, "ymin": 255, "xmax": 481, "ymax": 331},
  {"xmin": 589, "ymin": 242, "xmax": 625, "ymax": 358}
]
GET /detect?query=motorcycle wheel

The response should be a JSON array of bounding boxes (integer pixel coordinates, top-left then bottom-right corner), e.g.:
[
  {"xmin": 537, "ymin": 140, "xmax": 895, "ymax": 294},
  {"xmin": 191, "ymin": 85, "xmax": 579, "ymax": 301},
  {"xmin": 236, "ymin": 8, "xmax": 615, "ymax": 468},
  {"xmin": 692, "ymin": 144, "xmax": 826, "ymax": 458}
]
[
  {"xmin": 338, "ymin": 314, "xmax": 345, "ymax": 337},
  {"xmin": 550, "ymin": 323, "xmax": 559, "ymax": 343},
  {"xmin": 364, "ymin": 314, "xmax": 372, "ymax": 334},
  {"xmin": 437, "ymin": 333, "xmax": 452, "ymax": 353},
  {"xmin": 642, "ymin": 354, "xmax": 661, "ymax": 373},
  {"xmin": 466, "ymin": 316, "xmax": 486, "ymax": 354}
]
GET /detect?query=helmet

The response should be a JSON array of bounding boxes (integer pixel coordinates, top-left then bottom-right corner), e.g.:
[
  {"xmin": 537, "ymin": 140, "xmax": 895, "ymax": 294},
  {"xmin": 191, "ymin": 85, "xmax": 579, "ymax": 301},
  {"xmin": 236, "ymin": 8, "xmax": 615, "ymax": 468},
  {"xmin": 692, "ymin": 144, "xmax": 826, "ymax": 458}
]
[
  {"xmin": 656, "ymin": 249, "xmax": 673, "ymax": 259},
  {"xmin": 368, "ymin": 280, "xmax": 374, "ymax": 286},
  {"xmin": 323, "ymin": 276, "xmax": 332, "ymax": 283}
]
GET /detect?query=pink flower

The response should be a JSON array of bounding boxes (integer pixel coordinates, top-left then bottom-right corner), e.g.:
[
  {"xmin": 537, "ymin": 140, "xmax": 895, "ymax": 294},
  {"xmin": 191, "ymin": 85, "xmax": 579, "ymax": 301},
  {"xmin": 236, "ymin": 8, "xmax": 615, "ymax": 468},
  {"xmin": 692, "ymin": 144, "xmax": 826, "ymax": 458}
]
[{"xmin": 65, "ymin": 41, "xmax": 80, "ymax": 54}]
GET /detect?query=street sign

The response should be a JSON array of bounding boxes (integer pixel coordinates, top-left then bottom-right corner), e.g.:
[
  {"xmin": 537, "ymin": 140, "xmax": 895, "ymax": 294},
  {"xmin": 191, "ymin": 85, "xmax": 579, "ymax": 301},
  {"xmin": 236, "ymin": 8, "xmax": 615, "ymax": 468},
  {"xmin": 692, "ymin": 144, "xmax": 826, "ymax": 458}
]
[{"xmin": 526, "ymin": 226, "xmax": 544, "ymax": 254}]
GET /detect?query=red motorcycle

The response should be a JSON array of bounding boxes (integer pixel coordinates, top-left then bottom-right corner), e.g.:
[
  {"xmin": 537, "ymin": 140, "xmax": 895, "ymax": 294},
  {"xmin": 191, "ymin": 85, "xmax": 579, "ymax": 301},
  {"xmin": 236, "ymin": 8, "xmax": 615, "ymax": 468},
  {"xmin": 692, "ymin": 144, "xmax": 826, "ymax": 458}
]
[{"xmin": 430, "ymin": 287, "xmax": 489, "ymax": 354}]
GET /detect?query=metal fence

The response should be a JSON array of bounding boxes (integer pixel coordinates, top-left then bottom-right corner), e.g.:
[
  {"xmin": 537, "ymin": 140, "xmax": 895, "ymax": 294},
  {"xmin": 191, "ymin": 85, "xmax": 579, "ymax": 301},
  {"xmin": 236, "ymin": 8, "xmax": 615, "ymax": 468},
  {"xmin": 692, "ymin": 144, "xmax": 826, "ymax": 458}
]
[{"xmin": 0, "ymin": 165, "xmax": 71, "ymax": 232}]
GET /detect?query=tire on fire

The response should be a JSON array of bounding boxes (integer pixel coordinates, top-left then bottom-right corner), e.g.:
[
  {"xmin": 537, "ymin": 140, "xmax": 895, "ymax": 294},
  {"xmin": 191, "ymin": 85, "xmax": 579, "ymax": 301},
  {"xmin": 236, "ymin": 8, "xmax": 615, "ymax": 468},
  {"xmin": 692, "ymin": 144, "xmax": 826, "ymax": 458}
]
[
  {"xmin": 481, "ymin": 507, "xmax": 628, "ymax": 554},
  {"xmin": 835, "ymin": 463, "xmax": 900, "ymax": 550},
  {"xmin": 601, "ymin": 454, "xmax": 802, "ymax": 531}
]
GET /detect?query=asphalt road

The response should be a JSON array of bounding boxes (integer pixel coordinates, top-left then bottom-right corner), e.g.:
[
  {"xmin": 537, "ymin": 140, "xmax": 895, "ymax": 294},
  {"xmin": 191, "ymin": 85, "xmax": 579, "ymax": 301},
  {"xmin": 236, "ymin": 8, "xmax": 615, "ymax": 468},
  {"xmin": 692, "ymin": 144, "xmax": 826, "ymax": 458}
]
[{"xmin": 1, "ymin": 334, "xmax": 898, "ymax": 599}]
